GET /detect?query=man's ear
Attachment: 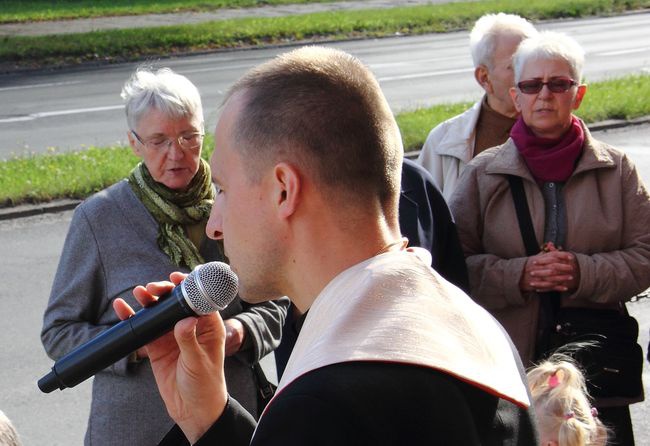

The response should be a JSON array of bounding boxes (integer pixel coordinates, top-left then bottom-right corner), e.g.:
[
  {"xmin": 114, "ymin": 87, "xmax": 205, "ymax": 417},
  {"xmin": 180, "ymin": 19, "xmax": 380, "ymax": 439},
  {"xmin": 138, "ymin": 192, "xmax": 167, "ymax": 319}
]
[
  {"xmin": 508, "ymin": 87, "xmax": 522, "ymax": 114},
  {"xmin": 475, "ymin": 65, "xmax": 492, "ymax": 94},
  {"xmin": 272, "ymin": 162, "xmax": 301, "ymax": 219}
]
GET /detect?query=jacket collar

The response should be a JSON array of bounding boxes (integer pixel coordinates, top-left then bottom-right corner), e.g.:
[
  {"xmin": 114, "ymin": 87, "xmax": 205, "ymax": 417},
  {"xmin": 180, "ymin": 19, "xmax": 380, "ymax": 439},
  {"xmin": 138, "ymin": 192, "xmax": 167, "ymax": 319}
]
[{"xmin": 434, "ymin": 99, "xmax": 483, "ymax": 160}]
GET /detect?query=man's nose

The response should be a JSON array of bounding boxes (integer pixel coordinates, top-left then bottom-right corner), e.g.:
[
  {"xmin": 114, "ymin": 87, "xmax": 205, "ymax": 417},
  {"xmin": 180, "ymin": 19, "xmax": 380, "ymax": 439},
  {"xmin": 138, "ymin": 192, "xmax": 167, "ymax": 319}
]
[{"xmin": 206, "ymin": 204, "xmax": 224, "ymax": 240}]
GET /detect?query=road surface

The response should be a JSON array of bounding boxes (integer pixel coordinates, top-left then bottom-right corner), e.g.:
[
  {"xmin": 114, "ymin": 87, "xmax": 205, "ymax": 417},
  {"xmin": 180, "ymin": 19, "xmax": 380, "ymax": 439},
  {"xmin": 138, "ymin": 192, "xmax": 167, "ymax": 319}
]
[{"xmin": 1, "ymin": 12, "xmax": 649, "ymax": 159}]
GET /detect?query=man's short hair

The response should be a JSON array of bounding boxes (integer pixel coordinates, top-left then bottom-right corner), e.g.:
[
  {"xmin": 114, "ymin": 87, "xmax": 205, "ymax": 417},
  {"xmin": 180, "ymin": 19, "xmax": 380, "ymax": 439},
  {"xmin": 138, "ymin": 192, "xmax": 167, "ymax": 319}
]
[
  {"xmin": 469, "ymin": 13, "xmax": 538, "ymax": 69},
  {"xmin": 224, "ymin": 46, "xmax": 403, "ymax": 212}
]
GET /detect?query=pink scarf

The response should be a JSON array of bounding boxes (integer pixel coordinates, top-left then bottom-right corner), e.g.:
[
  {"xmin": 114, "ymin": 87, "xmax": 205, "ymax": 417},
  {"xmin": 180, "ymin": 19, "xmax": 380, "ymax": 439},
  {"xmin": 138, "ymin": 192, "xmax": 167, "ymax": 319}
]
[{"xmin": 510, "ymin": 115, "xmax": 585, "ymax": 183}]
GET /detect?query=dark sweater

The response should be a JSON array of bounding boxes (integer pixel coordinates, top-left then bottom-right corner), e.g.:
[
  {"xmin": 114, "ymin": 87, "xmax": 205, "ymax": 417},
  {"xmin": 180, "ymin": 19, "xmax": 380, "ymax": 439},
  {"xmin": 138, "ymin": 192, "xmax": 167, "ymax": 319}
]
[{"xmin": 161, "ymin": 361, "xmax": 538, "ymax": 446}]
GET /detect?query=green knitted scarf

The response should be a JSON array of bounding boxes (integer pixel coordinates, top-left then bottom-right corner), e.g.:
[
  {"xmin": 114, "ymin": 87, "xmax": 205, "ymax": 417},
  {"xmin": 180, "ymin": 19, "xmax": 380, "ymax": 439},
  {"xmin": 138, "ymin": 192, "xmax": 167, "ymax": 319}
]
[{"xmin": 128, "ymin": 159, "xmax": 214, "ymax": 270}]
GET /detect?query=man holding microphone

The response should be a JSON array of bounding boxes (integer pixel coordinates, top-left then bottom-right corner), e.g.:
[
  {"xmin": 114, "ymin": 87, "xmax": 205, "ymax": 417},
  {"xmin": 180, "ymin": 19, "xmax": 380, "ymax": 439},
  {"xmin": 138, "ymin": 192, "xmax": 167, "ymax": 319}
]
[{"xmin": 115, "ymin": 46, "xmax": 538, "ymax": 445}]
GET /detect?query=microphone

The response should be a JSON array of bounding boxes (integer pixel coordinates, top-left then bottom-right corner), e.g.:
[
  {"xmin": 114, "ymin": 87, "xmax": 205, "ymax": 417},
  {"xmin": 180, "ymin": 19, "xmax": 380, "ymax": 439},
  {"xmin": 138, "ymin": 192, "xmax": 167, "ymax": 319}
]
[{"xmin": 38, "ymin": 261, "xmax": 238, "ymax": 393}]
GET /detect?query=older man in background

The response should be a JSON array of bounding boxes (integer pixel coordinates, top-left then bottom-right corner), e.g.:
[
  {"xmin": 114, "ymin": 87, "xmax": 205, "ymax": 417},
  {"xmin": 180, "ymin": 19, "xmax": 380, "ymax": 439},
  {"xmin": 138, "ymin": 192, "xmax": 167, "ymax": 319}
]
[
  {"xmin": 116, "ymin": 46, "xmax": 539, "ymax": 446},
  {"xmin": 417, "ymin": 13, "xmax": 537, "ymax": 200}
]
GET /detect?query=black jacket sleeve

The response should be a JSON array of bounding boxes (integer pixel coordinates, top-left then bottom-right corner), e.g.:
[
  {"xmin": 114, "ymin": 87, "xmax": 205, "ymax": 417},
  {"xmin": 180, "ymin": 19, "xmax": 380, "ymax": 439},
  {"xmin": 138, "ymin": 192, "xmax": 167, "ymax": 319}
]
[
  {"xmin": 400, "ymin": 158, "xmax": 470, "ymax": 292},
  {"xmin": 158, "ymin": 397, "xmax": 256, "ymax": 446}
]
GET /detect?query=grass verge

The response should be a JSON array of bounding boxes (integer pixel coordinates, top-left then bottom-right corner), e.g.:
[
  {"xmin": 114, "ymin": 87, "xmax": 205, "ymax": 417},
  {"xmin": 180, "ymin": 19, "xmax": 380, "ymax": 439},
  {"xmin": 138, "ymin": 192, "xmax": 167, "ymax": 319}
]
[
  {"xmin": 0, "ymin": 0, "xmax": 337, "ymax": 24},
  {"xmin": 1, "ymin": 73, "xmax": 649, "ymax": 206},
  {"xmin": 2, "ymin": 0, "xmax": 649, "ymax": 69}
]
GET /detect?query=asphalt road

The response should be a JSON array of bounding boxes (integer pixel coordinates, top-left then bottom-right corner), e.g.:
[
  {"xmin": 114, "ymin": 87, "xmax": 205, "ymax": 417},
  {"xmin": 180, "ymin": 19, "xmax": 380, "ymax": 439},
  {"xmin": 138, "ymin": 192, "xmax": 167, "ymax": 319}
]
[
  {"xmin": 0, "ymin": 123, "xmax": 649, "ymax": 445},
  {"xmin": 1, "ymin": 12, "xmax": 649, "ymax": 159}
]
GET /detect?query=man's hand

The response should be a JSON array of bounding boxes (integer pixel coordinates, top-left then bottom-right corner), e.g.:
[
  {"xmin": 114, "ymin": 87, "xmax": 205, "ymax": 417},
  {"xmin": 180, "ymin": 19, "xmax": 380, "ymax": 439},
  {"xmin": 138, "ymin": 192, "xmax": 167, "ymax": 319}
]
[
  {"xmin": 224, "ymin": 318, "xmax": 246, "ymax": 356},
  {"xmin": 113, "ymin": 272, "xmax": 228, "ymax": 443}
]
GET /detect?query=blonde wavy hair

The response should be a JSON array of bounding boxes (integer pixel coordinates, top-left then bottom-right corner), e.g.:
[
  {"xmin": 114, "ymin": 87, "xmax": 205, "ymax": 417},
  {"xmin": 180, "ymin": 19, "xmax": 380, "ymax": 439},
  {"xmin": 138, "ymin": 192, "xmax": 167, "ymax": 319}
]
[
  {"xmin": 527, "ymin": 355, "xmax": 608, "ymax": 446},
  {"xmin": 0, "ymin": 410, "xmax": 21, "ymax": 446}
]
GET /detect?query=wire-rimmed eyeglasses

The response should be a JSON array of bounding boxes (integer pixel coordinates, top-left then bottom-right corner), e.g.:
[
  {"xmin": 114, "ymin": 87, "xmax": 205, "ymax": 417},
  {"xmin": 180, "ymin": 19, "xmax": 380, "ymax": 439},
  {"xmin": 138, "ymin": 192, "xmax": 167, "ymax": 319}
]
[{"xmin": 131, "ymin": 130, "xmax": 204, "ymax": 151}]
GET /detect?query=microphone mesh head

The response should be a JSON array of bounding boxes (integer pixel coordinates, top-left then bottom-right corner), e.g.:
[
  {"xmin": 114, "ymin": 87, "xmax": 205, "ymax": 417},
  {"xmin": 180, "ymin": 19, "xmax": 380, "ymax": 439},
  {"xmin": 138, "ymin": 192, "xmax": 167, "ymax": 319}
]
[{"xmin": 181, "ymin": 262, "xmax": 239, "ymax": 314}]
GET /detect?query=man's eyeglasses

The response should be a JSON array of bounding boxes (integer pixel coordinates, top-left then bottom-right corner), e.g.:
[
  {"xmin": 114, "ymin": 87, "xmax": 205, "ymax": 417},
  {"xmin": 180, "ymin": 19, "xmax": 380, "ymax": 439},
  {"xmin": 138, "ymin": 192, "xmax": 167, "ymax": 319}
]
[
  {"xmin": 131, "ymin": 130, "xmax": 204, "ymax": 151},
  {"xmin": 517, "ymin": 77, "xmax": 578, "ymax": 95}
]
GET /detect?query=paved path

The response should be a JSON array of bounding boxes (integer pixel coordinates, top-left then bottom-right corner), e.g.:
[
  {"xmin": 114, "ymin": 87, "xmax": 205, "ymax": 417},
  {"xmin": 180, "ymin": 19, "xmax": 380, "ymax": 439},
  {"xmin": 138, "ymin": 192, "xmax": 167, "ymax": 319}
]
[{"xmin": 0, "ymin": 0, "xmax": 466, "ymax": 37}]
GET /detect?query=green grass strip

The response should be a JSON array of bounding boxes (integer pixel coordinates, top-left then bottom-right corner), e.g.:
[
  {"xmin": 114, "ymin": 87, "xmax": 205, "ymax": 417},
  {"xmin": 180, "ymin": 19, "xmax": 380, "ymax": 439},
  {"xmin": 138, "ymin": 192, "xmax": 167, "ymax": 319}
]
[
  {"xmin": 2, "ymin": 0, "xmax": 649, "ymax": 67},
  {"xmin": 1, "ymin": 73, "xmax": 649, "ymax": 206},
  {"xmin": 0, "ymin": 0, "xmax": 337, "ymax": 24}
]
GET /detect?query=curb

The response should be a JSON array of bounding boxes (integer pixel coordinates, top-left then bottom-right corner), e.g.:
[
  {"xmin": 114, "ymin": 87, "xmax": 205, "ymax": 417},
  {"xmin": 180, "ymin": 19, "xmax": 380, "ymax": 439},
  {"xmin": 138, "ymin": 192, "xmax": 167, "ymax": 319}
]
[
  {"xmin": 0, "ymin": 199, "xmax": 81, "ymax": 221},
  {"xmin": 2, "ymin": 117, "xmax": 649, "ymax": 222},
  {"xmin": 587, "ymin": 115, "xmax": 650, "ymax": 132}
]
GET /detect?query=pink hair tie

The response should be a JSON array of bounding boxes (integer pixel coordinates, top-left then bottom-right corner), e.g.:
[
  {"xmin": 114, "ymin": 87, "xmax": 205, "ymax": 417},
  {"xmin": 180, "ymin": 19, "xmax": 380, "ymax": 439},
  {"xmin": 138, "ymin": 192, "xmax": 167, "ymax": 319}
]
[
  {"xmin": 548, "ymin": 372, "xmax": 560, "ymax": 388},
  {"xmin": 564, "ymin": 411, "xmax": 575, "ymax": 420},
  {"xmin": 591, "ymin": 407, "xmax": 599, "ymax": 418}
]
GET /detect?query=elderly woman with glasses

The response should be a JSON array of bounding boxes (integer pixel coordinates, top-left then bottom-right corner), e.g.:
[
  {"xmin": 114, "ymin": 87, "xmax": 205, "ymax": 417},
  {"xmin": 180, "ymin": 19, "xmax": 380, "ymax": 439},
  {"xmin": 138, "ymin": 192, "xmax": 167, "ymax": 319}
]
[
  {"xmin": 450, "ymin": 32, "xmax": 650, "ymax": 444},
  {"xmin": 41, "ymin": 67, "xmax": 289, "ymax": 446}
]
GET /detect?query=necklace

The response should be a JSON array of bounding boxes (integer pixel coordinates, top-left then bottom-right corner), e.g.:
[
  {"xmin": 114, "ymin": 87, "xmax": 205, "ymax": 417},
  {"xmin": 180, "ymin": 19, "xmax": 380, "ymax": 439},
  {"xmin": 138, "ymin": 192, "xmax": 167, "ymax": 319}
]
[{"xmin": 373, "ymin": 237, "xmax": 409, "ymax": 257}]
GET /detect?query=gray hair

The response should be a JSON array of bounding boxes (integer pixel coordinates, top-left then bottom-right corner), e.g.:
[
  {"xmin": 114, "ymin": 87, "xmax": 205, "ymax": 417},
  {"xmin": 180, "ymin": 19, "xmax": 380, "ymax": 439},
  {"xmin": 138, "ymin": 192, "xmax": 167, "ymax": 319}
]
[
  {"xmin": 513, "ymin": 31, "xmax": 585, "ymax": 83},
  {"xmin": 469, "ymin": 13, "xmax": 538, "ymax": 68},
  {"xmin": 0, "ymin": 410, "xmax": 21, "ymax": 446},
  {"xmin": 120, "ymin": 67, "xmax": 203, "ymax": 132}
]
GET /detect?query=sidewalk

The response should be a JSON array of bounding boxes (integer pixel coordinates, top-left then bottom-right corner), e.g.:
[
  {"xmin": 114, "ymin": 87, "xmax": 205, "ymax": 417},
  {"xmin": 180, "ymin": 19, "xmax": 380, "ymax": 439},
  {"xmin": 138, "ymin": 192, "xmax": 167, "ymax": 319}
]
[{"xmin": 0, "ymin": 0, "xmax": 461, "ymax": 37}]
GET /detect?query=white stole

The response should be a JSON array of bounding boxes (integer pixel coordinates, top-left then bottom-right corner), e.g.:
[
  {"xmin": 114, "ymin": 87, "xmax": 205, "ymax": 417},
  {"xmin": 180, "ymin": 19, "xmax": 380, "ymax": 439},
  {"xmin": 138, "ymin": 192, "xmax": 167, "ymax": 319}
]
[{"xmin": 267, "ymin": 249, "xmax": 530, "ymax": 417}]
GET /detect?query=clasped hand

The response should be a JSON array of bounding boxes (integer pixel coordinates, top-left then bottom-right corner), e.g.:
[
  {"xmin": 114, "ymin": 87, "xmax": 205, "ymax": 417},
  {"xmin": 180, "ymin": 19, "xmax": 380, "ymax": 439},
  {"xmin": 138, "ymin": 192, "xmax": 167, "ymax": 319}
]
[
  {"xmin": 519, "ymin": 242, "xmax": 580, "ymax": 293},
  {"xmin": 112, "ymin": 272, "xmax": 229, "ymax": 444}
]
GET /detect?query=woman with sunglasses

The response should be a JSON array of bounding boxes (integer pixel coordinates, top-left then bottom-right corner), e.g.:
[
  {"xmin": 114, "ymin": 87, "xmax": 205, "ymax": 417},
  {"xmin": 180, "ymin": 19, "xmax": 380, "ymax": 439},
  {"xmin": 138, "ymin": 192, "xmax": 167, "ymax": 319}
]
[
  {"xmin": 450, "ymin": 31, "xmax": 650, "ymax": 445},
  {"xmin": 41, "ymin": 67, "xmax": 288, "ymax": 446}
]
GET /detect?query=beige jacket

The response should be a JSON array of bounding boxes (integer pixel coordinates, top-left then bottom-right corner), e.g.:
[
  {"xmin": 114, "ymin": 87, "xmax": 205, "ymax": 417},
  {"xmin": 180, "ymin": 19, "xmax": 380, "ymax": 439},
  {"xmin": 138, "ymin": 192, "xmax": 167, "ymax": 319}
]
[
  {"xmin": 449, "ymin": 126, "xmax": 650, "ymax": 367},
  {"xmin": 417, "ymin": 100, "xmax": 482, "ymax": 200}
]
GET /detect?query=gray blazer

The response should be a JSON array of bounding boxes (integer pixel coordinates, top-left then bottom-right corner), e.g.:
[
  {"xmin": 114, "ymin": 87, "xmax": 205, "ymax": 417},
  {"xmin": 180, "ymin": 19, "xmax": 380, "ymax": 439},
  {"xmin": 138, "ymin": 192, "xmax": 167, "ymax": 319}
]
[{"xmin": 41, "ymin": 180, "xmax": 289, "ymax": 446}]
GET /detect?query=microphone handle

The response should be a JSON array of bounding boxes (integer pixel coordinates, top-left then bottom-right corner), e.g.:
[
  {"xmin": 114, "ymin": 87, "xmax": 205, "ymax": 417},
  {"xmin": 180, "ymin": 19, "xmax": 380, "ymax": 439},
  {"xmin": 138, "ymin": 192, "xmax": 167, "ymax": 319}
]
[{"xmin": 38, "ymin": 287, "xmax": 194, "ymax": 393}]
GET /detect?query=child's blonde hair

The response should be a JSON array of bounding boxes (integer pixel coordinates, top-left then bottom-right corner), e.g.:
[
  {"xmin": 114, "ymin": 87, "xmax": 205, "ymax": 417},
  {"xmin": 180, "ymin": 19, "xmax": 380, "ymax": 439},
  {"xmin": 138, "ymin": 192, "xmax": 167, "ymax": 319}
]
[
  {"xmin": 527, "ymin": 355, "xmax": 607, "ymax": 446},
  {"xmin": 0, "ymin": 410, "xmax": 21, "ymax": 446}
]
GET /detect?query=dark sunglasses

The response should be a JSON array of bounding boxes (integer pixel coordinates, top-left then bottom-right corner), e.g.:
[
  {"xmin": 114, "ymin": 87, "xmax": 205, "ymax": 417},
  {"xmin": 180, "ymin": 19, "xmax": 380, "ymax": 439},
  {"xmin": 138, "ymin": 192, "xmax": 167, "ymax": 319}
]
[{"xmin": 517, "ymin": 77, "xmax": 578, "ymax": 94}]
